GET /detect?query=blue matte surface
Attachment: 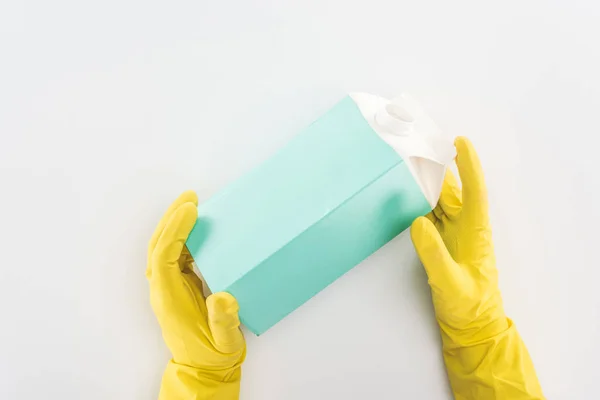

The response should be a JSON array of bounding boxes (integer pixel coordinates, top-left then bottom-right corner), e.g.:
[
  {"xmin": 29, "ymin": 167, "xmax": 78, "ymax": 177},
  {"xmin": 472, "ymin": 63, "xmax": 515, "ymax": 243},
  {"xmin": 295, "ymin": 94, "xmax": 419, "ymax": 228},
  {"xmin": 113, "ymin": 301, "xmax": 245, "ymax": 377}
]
[{"xmin": 186, "ymin": 96, "xmax": 431, "ymax": 335}]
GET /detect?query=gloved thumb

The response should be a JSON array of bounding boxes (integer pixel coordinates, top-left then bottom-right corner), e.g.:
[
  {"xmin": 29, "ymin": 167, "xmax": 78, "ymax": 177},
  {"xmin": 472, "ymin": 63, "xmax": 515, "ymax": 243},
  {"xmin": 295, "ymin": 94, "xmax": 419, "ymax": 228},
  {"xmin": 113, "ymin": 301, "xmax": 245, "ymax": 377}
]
[
  {"xmin": 206, "ymin": 292, "xmax": 245, "ymax": 354},
  {"xmin": 410, "ymin": 217, "xmax": 458, "ymax": 291}
]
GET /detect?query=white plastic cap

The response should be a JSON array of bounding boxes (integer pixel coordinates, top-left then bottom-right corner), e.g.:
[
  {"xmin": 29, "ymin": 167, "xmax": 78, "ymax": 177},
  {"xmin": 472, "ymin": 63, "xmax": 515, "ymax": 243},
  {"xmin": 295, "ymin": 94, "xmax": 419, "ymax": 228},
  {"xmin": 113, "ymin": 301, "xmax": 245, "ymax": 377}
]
[{"xmin": 375, "ymin": 103, "xmax": 415, "ymax": 136}]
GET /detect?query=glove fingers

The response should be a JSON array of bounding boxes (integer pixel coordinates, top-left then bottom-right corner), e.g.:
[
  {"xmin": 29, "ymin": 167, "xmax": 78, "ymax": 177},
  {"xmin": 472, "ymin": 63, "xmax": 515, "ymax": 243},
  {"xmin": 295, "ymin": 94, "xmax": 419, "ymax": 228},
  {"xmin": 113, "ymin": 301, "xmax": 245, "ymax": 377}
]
[
  {"xmin": 148, "ymin": 191, "xmax": 198, "ymax": 263},
  {"xmin": 410, "ymin": 217, "xmax": 458, "ymax": 291},
  {"xmin": 149, "ymin": 202, "xmax": 198, "ymax": 279},
  {"xmin": 438, "ymin": 169, "xmax": 462, "ymax": 219},
  {"xmin": 206, "ymin": 292, "xmax": 245, "ymax": 354},
  {"xmin": 454, "ymin": 137, "xmax": 488, "ymax": 222}
]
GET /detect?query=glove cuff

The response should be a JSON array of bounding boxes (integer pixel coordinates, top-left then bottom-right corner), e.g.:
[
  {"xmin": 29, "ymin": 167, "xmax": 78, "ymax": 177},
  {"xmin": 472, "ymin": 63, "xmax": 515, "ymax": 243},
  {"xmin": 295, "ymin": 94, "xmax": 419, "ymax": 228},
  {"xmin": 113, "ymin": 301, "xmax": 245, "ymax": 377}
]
[
  {"xmin": 442, "ymin": 319, "xmax": 545, "ymax": 399},
  {"xmin": 159, "ymin": 360, "xmax": 242, "ymax": 400}
]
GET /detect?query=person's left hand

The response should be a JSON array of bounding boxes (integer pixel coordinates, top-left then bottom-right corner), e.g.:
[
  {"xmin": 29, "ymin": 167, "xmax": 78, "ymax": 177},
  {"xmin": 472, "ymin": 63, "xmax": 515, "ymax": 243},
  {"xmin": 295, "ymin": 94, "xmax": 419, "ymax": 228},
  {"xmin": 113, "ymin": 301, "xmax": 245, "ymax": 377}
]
[{"xmin": 147, "ymin": 191, "xmax": 246, "ymax": 399}]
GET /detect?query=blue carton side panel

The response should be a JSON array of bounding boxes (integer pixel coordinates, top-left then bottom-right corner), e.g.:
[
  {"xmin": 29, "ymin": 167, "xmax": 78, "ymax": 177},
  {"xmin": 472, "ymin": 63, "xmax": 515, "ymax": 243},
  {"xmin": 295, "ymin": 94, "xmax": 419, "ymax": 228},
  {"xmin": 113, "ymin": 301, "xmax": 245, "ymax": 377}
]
[
  {"xmin": 187, "ymin": 96, "xmax": 402, "ymax": 292},
  {"xmin": 228, "ymin": 162, "xmax": 431, "ymax": 335}
]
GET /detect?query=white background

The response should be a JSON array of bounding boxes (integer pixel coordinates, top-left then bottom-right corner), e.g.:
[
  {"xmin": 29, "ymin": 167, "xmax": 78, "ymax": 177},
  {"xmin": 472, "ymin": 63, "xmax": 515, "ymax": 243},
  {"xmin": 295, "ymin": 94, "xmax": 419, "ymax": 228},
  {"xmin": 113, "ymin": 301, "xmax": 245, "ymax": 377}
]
[{"xmin": 1, "ymin": 1, "xmax": 598, "ymax": 399}]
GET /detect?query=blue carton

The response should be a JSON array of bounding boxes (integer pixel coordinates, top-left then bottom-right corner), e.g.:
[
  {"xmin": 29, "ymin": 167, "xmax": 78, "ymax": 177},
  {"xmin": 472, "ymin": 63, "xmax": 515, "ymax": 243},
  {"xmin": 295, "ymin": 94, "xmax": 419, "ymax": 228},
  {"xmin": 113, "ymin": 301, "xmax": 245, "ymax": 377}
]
[{"xmin": 186, "ymin": 93, "xmax": 453, "ymax": 335}]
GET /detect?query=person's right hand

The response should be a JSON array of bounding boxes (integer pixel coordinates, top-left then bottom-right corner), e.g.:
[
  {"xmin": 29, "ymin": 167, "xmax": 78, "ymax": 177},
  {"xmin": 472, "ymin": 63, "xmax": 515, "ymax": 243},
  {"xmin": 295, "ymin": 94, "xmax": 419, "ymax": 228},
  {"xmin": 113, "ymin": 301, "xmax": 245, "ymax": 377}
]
[
  {"xmin": 411, "ymin": 136, "xmax": 507, "ymax": 345},
  {"xmin": 410, "ymin": 137, "xmax": 544, "ymax": 399}
]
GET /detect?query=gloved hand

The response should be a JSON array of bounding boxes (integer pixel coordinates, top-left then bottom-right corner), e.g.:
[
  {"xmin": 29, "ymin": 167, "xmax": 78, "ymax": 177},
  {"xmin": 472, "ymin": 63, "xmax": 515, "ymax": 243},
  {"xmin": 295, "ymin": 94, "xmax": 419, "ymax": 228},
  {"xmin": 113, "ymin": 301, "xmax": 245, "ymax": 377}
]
[
  {"xmin": 147, "ymin": 191, "xmax": 246, "ymax": 400},
  {"xmin": 411, "ymin": 137, "xmax": 544, "ymax": 399}
]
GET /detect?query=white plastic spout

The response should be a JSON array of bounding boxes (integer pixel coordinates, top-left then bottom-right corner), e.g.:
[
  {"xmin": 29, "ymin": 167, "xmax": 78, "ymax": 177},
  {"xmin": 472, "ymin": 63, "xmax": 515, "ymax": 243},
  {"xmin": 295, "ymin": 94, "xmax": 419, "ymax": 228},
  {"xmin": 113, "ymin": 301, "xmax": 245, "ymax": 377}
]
[{"xmin": 375, "ymin": 103, "xmax": 416, "ymax": 136}]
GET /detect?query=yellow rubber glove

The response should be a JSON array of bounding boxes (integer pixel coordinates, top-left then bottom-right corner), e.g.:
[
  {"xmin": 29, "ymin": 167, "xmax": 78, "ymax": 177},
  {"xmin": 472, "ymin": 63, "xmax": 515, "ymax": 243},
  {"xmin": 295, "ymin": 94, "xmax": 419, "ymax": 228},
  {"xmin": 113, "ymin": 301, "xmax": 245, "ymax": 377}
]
[
  {"xmin": 411, "ymin": 137, "xmax": 544, "ymax": 399},
  {"xmin": 147, "ymin": 191, "xmax": 246, "ymax": 400}
]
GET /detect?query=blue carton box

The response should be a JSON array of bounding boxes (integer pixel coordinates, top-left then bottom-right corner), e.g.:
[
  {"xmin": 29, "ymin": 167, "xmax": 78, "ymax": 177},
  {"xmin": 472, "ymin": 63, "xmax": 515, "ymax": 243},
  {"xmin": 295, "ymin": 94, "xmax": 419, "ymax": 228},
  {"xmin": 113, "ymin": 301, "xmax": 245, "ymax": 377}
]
[{"xmin": 186, "ymin": 93, "xmax": 453, "ymax": 335}]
